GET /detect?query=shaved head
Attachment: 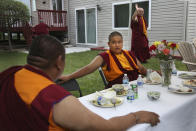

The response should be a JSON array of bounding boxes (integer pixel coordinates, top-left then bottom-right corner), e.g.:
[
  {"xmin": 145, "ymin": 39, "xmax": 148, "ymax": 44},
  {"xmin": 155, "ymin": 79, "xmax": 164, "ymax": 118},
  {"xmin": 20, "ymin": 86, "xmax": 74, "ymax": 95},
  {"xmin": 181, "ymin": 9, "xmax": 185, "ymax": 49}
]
[{"xmin": 27, "ymin": 35, "xmax": 65, "ymax": 69}]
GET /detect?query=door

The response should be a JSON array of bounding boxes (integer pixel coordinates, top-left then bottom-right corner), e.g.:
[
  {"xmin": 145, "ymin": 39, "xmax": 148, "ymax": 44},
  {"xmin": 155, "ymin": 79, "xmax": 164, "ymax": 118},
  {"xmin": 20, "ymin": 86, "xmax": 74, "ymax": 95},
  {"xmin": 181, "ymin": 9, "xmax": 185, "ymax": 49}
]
[
  {"xmin": 76, "ymin": 8, "xmax": 97, "ymax": 45},
  {"xmin": 52, "ymin": 0, "xmax": 63, "ymax": 24}
]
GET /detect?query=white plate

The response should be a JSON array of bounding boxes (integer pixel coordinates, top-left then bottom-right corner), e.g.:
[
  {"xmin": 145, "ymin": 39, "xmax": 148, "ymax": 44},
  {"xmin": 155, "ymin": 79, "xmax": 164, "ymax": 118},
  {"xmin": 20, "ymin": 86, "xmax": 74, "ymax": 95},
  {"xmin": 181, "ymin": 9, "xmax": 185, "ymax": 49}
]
[
  {"xmin": 106, "ymin": 88, "xmax": 128, "ymax": 97},
  {"xmin": 178, "ymin": 73, "xmax": 196, "ymax": 79},
  {"xmin": 145, "ymin": 82, "xmax": 161, "ymax": 85},
  {"xmin": 168, "ymin": 88, "xmax": 195, "ymax": 94},
  {"xmin": 183, "ymin": 80, "xmax": 196, "ymax": 87},
  {"xmin": 90, "ymin": 97, "xmax": 124, "ymax": 108},
  {"xmin": 143, "ymin": 77, "xmax": 161, "ymax": 85}
]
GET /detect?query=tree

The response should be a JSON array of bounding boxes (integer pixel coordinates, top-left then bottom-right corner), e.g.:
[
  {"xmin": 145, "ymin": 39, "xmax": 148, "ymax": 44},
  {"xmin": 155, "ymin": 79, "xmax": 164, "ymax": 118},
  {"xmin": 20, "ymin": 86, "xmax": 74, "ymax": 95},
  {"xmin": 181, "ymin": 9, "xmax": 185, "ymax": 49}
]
[{"xmin": 0, "ymin": 0, "xmax": 30, "ymax": 50}]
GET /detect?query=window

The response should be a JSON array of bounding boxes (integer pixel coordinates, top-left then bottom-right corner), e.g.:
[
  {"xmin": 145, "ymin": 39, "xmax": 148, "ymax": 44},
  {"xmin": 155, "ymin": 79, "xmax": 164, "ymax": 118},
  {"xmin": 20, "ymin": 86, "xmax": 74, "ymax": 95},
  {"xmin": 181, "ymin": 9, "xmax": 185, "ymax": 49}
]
[
  {"xmin": 52, "ymin": 0, "xmax": 63, "ymax": 10},
  {"xmin": 114, "ymin": 4, "xmax": 129, "ymax": 28},
  {"xmin": 32, "ymin": 0, "xmax": 36, "ymax": 11},
  {"xmin": 113, "ymin": 0, "xmax": 151, "ymax": 30},
  {"xmin": 131, "ymin": 1, "xmax": 150, "ymax": 28}
]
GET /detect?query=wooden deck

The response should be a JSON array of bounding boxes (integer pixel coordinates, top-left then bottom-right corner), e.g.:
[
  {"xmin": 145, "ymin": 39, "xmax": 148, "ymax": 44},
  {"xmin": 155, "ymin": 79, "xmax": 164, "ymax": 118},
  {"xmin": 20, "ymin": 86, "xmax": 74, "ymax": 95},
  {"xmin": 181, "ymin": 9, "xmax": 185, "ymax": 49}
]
[
  {"xmin": 37, "ymin": 10, "xmax": 67, "ymax": 32},
  {"xmin": 0, "ymin": 10, "xmax": 68, "ymax": 44}
]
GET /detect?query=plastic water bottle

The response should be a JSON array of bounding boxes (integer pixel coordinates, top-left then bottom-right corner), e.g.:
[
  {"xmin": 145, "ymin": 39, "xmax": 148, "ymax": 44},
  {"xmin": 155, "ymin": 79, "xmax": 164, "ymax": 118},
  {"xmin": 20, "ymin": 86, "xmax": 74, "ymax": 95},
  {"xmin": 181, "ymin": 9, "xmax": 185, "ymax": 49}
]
[
  {"xmin": 137, "ymin": 75, "xmax": 144, "ymax": 88},
  {"xmin": 123, "ymin": 74, "xmax": 129, "ymax": 84},
  {"xmin": 172, "ymin": 61, "xmax": 177, "ymax": 75},
  {"xmin": 127, "ymin": 88, "xmax": 135, "ymax": 102}
]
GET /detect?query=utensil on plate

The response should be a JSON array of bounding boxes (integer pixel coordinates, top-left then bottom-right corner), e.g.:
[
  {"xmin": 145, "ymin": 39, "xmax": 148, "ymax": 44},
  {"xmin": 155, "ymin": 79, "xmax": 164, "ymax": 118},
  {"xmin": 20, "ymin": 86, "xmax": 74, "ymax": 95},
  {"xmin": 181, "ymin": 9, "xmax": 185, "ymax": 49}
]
[{"xmin": 111, "ymin": 98, "xmax": 116, "ymax": 108}]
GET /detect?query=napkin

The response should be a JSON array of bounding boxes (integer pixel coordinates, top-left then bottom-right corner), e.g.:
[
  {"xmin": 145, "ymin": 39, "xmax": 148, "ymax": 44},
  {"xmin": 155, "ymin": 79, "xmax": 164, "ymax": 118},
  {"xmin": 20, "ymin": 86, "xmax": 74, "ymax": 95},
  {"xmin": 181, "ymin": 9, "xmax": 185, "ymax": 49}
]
[
  {"xmin": 169, "ymin": 85, "xmax": 192, "ymax": 92},
  {"xmin": 149, "ymin": 71, "xmax": 162, "ymax": 83},
  {"xmin": 95, "ymin": 91, "xmax": 116, "ymax": 105}
]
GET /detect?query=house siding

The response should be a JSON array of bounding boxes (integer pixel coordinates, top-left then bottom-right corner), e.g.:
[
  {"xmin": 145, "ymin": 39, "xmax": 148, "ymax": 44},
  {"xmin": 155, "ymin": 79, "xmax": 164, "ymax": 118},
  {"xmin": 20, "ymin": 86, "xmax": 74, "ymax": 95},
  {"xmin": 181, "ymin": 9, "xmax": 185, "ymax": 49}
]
[
  {"xmin": 68, "ymin": 0, "xmax": 133, "ymax": 49},
  {"xmin": 30, "ymin": 0, "xmax": 50, "ymax": 26},
  {"xmin": 69, "ymin": 0, "xmax": 186, "ymax": 49},
  {"xmin": 149, "ymin": 0, "xmax": 186, "ymax": 44},
  {"xmin": 186, "ymin": 1, "xmax": 196, "ymax": 42}
]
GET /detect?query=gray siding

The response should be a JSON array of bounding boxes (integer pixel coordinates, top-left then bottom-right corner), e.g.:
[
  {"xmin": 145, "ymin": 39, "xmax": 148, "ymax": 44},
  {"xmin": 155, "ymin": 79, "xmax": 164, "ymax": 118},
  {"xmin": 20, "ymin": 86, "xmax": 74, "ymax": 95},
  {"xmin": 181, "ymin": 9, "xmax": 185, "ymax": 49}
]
[
  {"xmin": 69, "ymin": 0, "xmax": 186, "ymax": 49},
  {"xmin": 30, "ymin": 0, "xmax": 50, "ymax": 26},
  {"xmin": 28, "ymin": 0, "xmax": 186, "ymax": 48},
  {"xmin": 186, "ymin": 1, "xmax": 196, "ymax": 42},
  {"xmin": 149, "ymin": 0, "xmax": 186, "ymax": 45},
  {"xmin": 68, "ymin": 0, "xmax": 132, "ymax": 49}
]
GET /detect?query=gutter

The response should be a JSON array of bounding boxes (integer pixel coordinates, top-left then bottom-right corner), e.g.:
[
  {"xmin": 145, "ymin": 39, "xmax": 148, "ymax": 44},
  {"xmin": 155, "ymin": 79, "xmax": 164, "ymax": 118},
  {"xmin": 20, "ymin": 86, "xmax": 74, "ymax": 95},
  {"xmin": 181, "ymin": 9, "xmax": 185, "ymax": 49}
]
[{"xmin": 184, "ymin": 1, "xmax": 189, "ymax": 41}]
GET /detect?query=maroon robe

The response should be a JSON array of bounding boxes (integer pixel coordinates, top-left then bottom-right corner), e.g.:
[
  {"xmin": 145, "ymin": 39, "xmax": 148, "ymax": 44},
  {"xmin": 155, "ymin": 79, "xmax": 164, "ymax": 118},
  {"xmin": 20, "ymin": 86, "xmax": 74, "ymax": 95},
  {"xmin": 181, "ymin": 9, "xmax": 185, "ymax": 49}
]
[
  {"xmin": 99, "ymin": 50, "xmax": 140, "ymax": 88},
  {"xmin": 34, "ymin": 23, "xmax": 49, "ymax": 36},
  {"xmin": 0, "ymin": 65, "xmax": 71, "ymax": 130},
  {"xmin": 131, "ymin": 16, "xmax": 150, "ymax": 62}
]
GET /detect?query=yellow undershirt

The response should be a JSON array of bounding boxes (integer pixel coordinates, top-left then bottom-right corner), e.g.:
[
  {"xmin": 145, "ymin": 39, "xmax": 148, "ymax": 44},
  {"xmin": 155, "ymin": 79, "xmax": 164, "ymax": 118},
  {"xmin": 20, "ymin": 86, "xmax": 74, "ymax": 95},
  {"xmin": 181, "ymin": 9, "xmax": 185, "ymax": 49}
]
[
  {"xmin": 115, "ymin": 53, "xmax": 133, "ymax": 71},
  {"xmin": 141, "ymin": 16, "xmax": 148, "ymax": 38}
]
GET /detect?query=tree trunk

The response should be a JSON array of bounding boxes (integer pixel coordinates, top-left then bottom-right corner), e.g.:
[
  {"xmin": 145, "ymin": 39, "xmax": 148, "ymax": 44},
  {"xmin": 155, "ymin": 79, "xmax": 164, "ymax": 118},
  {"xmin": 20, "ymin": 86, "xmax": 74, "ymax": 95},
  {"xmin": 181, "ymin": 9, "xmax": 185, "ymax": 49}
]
[{"xmin": 8, "ymin": 30, "xmax": 13, "ymax": 51}]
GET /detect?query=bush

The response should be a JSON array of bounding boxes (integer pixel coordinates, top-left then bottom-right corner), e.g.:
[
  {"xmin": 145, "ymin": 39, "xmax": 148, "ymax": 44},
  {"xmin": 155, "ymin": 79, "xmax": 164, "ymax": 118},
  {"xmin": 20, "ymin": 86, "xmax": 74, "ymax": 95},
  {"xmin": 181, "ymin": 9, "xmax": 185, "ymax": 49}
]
[{"xmin": 0, "ymin": 0, "xmax": 30, "ymax": 28}]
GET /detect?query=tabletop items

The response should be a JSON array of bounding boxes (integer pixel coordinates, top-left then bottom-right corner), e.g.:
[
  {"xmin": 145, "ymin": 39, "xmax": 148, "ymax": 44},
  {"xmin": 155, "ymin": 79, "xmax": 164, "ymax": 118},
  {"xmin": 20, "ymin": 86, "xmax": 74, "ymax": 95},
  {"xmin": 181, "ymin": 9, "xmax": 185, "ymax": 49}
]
[
  {"xmin": 144, "ymin": 71, "xmax": 162, "ymax": 85},
  {"xmin": 147, "ymin": 91, "xmax": 161, "ymax": 100},
  {"xmin": 178, "ymin": 72, "xmax": 196, "ymax": 79},
  {"xmin": 89, "ymin": 90, "xmax": 124, "ymax": 107},
  {"xmin": 168, "ymin": 84, "xmax": 194, "ymax": 94},
  {"xmin": 89, "ymin": 71, "xmax": 196, "ymax": 108}
]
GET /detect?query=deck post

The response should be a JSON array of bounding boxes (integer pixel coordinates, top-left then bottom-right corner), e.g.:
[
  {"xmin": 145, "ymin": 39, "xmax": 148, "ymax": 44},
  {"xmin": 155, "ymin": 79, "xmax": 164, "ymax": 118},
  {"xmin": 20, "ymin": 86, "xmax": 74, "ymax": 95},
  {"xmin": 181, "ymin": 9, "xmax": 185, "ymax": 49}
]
[
  {"xmin": 17, "ymin": 33, "xmax": 20, "ymax": 40},
  {"xmin": 3, "ymin": 33, "xmax": 5, "ymax": 40}
]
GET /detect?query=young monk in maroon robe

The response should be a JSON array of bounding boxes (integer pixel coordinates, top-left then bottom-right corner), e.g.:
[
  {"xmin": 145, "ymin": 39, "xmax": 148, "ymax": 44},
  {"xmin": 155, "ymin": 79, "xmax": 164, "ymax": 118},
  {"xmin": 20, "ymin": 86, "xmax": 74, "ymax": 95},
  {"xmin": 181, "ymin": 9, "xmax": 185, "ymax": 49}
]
[
  {"xmin": 60, "ymin": 31, "xmax": 150, "ymax": 88},
  {"xmin": 0, "ymin": 35, "xmax": 160, "ymax": 130},
  {"xmin": 131, "ymin": 4, "xmax": 150, "ymax": 63}
]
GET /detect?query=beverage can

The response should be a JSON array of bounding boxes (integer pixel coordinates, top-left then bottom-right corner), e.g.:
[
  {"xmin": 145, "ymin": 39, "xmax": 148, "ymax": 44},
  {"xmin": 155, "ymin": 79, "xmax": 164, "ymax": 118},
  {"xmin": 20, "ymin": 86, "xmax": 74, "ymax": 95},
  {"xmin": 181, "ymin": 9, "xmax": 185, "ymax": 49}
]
[
  {"xmin": 127, "ymin": 89, "xmax": 134, "ymax": 102},
  {"xmin": 131, "ymin": 84, "xmax": 138, "ymax": 99}
]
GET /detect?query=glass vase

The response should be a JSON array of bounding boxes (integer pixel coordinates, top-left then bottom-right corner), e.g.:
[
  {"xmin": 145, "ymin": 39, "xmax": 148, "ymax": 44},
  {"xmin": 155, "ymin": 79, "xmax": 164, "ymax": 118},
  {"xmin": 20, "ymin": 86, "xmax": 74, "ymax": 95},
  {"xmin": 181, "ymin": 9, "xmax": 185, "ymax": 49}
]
[{"xmin": 160, "ymin": 60, "xmax": 173, "ymax": 87}]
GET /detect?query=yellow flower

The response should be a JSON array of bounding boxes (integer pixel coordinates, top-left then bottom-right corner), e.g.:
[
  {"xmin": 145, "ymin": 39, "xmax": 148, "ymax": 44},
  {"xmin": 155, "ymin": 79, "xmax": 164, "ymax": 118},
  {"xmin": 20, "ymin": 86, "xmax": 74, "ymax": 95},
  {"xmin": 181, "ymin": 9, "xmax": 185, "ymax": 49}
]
[
  {"xmin": 167, "ymin": 42, "xmax": 172, "ymax": 47},
  {"xmin": 176, "ymin": 44, "xmax": 179, "ymax": 49},
  {"xmin": 153, "ymin": 41, "xmax": 161, "ymax": 47}
]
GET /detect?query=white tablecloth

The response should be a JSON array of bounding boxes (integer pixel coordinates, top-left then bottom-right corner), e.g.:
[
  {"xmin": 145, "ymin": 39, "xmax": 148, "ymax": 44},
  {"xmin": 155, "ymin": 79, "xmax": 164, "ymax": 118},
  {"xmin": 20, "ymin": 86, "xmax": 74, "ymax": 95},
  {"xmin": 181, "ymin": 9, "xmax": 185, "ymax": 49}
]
[{"xmin": 78, "ymin": 74, "xmax": 196, "ymax": 131}]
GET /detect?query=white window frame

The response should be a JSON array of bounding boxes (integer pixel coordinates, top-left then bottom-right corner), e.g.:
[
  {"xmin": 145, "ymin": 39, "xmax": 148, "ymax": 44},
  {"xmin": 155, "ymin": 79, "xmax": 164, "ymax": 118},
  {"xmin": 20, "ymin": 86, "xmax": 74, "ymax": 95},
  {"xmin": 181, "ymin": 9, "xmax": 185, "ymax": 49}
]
[
  {"xmin": 32, "ymin": 0, "xmax": 36, "ymax": 11},
  {"xmin": 75, "ymin": 7, "xmax": 98, "ymax": 46},
  {"xmin": 112, "ymin": 0, "xmax": 151, "ymax": 30},
  {"xmin": 132, "ymin": 0, "xmax": 151, "ymax": 30},
  {"xmin": 50, "ymin": 0, "xmax": 64, "ymax": 10}
]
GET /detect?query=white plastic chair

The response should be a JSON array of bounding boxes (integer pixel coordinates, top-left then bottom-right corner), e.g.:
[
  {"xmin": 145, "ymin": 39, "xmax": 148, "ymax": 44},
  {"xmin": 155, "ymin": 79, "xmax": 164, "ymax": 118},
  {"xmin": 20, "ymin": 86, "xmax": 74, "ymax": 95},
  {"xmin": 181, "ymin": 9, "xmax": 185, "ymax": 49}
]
[{"xmin": 178, "ymin": 42, "xmax": 196, "ymax": 71}]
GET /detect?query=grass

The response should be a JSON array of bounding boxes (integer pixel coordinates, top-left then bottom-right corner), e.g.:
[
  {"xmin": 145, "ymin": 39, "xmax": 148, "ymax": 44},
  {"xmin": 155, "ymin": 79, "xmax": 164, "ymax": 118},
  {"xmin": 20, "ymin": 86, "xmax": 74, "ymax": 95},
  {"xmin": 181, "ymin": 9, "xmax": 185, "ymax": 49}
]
[{"xmin": 0, "ymin": 50, "xmax": 187, "ymax": 97}]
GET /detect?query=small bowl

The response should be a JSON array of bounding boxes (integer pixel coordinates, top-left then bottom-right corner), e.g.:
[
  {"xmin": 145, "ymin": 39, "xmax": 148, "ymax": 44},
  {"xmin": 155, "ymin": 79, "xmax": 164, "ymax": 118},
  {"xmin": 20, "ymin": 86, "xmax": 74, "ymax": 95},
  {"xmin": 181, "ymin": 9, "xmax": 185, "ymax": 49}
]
[
  {"xmin": 147, "ymin": 91, "xmax": 160, "ymax": 101},
  {"xmin": 112, "ymin": 84, "xmax": 124, "ymax": 95}
]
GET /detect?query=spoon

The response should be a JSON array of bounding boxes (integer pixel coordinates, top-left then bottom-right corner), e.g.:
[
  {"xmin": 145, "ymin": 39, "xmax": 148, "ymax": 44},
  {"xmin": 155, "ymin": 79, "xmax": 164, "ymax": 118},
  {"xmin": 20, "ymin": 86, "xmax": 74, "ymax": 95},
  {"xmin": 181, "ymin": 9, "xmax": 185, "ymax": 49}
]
[{"xmin": 111, "ymin": 98, "xmax": 116, "ymax": 108}]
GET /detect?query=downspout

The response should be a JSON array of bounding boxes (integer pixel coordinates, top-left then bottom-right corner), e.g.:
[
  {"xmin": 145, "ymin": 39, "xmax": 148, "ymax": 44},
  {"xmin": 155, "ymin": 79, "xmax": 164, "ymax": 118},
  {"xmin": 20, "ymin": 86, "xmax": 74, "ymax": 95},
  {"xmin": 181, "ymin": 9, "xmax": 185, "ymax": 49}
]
[
  {"xmin": 128, "ymin": 0, "xmax": 132, "ymax": 50},
  {"xmin": 67, "ymin": 0, "xmax": 70, "ymax": 44},
  {"xmin": 184, "ymin": 1, "xmax": 189, "ymax": 41}
]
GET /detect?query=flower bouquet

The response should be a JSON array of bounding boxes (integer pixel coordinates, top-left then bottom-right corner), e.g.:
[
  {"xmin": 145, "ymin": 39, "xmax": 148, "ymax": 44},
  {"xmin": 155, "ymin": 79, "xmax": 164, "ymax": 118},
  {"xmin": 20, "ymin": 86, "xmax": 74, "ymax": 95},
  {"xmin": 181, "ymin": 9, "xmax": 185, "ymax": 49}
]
[
  {"xmin": 149, "ymin": 40, "xmax": 178, "ymax": 87},
  {"xmin": 149, "ymin": 40, "xmax": 178, "ymax": 60}
]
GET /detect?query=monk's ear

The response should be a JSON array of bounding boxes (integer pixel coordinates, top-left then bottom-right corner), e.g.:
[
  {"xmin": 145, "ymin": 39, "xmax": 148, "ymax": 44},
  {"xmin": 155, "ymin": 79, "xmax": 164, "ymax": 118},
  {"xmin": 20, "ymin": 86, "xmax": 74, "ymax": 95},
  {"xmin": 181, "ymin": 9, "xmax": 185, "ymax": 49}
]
[
  {"xmin": 56, "ymin": 55, "xmax": 64, "ymax": 71},
  {"xmin": 107, "ymin": 42, "xmax": 110, "ymax": 46}
]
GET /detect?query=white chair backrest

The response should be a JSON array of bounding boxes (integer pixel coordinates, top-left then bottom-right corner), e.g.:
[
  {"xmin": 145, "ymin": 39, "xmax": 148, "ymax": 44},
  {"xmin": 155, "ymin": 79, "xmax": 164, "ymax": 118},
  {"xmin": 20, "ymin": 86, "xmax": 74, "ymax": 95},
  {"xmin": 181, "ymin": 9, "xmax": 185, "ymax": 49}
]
[
  {"xmin": 178, "ymin": 42, "xmax": 196, "ymax": 71},
  {"xmin": 193, "ymin": 38, "xmax": 196, "ymax": 50},
  {"xmin": 178, "ymin": 42, "xmax": 195, "ymax": 61}
]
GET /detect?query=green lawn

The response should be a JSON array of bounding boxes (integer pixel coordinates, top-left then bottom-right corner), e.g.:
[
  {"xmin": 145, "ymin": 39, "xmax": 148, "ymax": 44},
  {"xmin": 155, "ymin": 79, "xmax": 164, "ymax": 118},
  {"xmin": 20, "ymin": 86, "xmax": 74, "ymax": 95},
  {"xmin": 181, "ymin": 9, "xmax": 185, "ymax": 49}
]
[{"xmin": 0, "ymin": 50, "xmax": 187, "ymax": 97}]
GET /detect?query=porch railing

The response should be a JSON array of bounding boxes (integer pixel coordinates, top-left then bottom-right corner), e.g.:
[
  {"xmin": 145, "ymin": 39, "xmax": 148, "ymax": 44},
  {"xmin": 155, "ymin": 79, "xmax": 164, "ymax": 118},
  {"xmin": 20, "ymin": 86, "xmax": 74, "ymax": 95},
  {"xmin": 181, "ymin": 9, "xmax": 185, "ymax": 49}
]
[{"xmin": 38, "ymin": 10, "xmax": 67, "ymax": 28}]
